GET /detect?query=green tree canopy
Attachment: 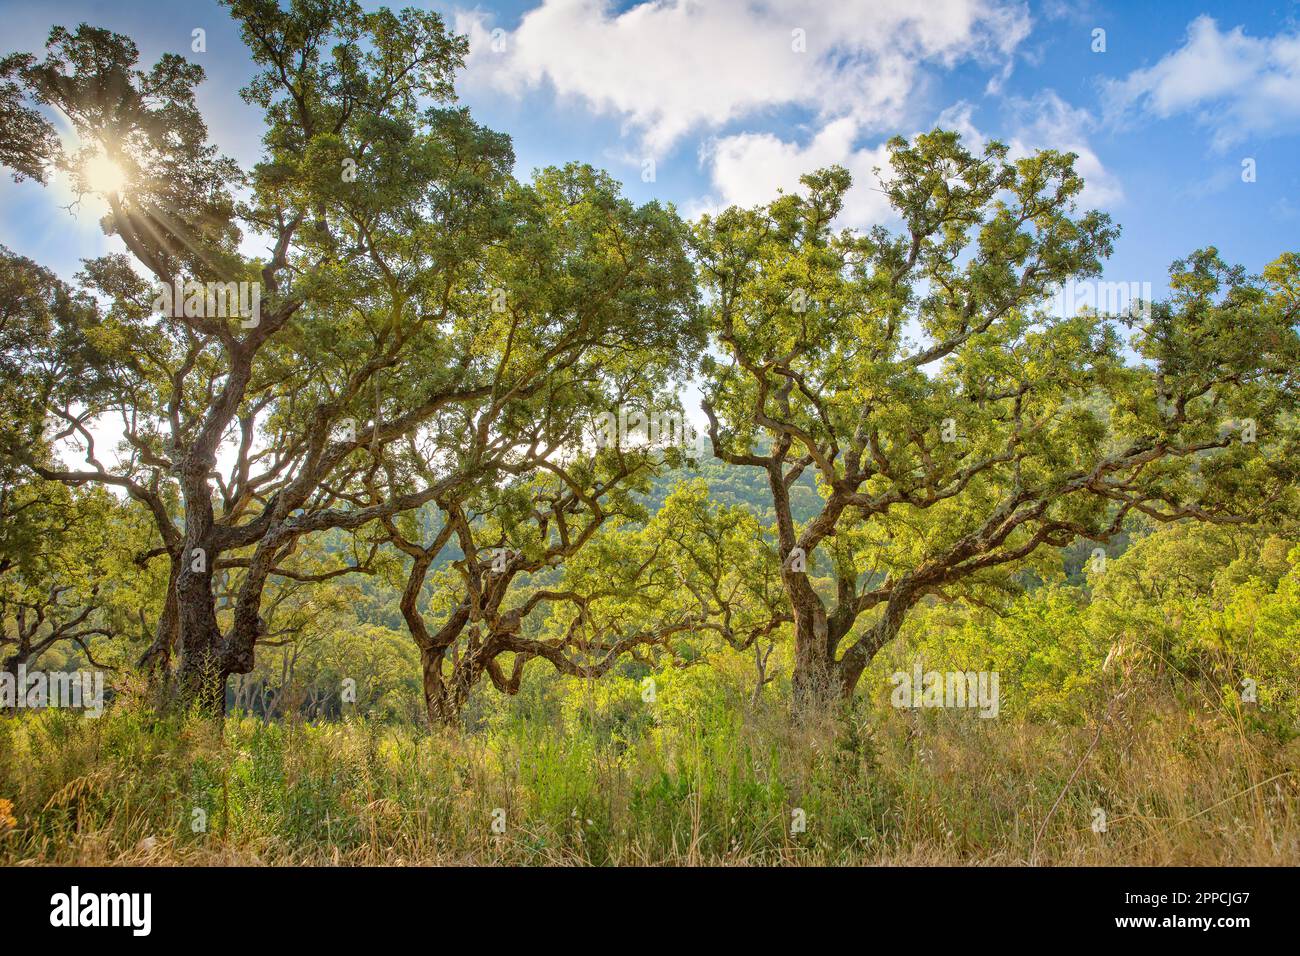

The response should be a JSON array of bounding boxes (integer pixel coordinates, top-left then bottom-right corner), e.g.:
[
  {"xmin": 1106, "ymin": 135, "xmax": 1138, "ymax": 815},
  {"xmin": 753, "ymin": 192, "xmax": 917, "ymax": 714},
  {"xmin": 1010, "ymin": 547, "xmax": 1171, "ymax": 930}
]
[
  {"xmin": 692, "ymin": 132, "xmax": 1300, "ymax": 702},
  {"xmin": 0, "ymin": 2, "xmax": 698, "ymax": 713}
]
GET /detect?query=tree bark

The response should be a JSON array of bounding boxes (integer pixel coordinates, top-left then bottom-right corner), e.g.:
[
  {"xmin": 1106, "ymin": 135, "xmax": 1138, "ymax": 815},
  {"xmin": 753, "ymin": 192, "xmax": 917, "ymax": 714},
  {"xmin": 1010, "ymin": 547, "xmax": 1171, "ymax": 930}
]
[
  {"xmin": 171, "ymin": 445, "xmax": 232, "ymax": 716},
  {"xmin": 834, "ymin": 591, "xmax": 914, "ymax": 699},
  {"xmin": 138, "ymin": 554, "xmax": 181, "ymax": 703},
  {"xmin": 174, "ymin": 554, "xmax": 227, "ymax": 716},
  {"xmin": 420, "ymin": 646, "xmax": 456, "ymax": 727},
  {"xmin": 419, "ymin": 636, "xmax": 519, "ymax": 729},
  {"xmin": 788, "ymin": 583, "xmax": 835, "ymax": 709}
]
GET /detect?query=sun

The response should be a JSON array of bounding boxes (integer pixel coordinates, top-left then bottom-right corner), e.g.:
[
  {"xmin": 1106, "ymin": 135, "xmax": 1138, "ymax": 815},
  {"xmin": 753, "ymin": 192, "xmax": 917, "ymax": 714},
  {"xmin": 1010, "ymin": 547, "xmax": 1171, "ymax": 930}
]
[{"xmin": 83, "ymin": 151, "xmax": 127, "ymax": 195}]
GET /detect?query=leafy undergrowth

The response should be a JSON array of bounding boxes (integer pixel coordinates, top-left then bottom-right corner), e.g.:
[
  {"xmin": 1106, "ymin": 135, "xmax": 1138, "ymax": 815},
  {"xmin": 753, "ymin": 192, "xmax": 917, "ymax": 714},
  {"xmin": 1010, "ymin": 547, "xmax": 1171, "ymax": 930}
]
[{"xmin": 2, "ymin": 685, "xmax": 1297, "ymax": 866}]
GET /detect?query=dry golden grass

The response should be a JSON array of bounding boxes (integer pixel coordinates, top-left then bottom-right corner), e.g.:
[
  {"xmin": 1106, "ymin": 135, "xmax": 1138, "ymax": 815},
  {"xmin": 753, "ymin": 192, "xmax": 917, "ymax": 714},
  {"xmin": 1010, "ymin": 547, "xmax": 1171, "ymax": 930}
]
[{"xmin": 1, "ymin": 683, "xmax": 1296, "ymax": 866}]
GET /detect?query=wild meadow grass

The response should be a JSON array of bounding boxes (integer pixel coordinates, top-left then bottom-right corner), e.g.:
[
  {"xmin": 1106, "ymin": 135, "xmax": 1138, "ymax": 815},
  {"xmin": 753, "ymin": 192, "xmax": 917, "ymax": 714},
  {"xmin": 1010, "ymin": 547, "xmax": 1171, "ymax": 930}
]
[{"xmin": 2, "ymin": 668, "xmax": 1296, "ymax": 866}]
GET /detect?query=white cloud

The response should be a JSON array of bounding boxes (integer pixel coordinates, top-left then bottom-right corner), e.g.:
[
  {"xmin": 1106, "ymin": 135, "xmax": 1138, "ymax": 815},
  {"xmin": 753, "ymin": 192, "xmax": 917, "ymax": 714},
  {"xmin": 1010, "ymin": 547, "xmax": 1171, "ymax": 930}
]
[
  {"xmin": 1006, "ymin": 92, "xmax": 1122, "ymax": 209},
  {"xmin": 692, "ymin": 91, "xmax": 1118, "ymax": 231},
  {"xmin": 456, "ymin": 0, "xmax": 1031, "ymax": 155},
  {"xmin": 1104, "ymin": 15, "xmax": 1300, "ymax": 149},
  {"xmin": 696, "ymin": 117, "xmax": 893, "ymax": 229},
  {"xmin": 934, "ymin": 101, "xmax": 988, "ymax": 151}
]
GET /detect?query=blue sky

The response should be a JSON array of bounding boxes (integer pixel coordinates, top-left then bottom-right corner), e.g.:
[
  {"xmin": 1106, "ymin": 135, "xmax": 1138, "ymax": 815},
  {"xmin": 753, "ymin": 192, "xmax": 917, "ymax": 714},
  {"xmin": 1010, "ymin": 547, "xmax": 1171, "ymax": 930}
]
[{"xmin": 2, "ymin": 0, "xmax": 1299, "ymax": 302}]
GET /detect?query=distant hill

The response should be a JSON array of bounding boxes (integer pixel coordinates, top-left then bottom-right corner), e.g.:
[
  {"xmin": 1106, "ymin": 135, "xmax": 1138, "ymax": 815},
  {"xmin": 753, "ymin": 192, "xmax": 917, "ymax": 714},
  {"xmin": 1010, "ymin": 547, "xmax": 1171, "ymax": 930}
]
[{"xmin": 638, "ymin": 454, "xmax": 823, "ymax": 525}]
